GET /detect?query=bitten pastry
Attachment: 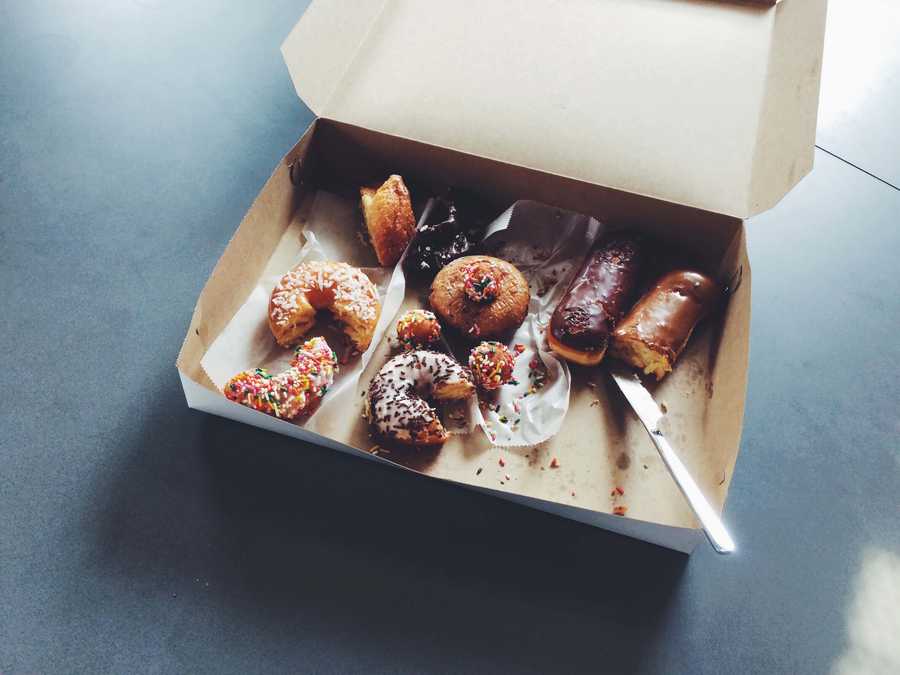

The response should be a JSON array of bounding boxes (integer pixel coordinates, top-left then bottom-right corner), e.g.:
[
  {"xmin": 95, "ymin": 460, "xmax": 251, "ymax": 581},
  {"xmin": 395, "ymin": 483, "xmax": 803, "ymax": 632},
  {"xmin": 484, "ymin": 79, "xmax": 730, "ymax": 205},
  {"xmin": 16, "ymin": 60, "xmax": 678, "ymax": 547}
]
[
  {"xmin": 429, "ymin": 255, "xmax": 529, "ymax": 340},
  {"xmin": 610, "ymin": 269, "xmax": 721, "ymax": 380},
  {"xmin": 366, "ymin": 350, "xmax": 475, "ymax": 446},
  {"xmin": 396, "ymin": 309, "xmax": 442, "ymax": 350},
  {"xmin": 468, "ymin": 341, "xmax": 520, "ymax": 390},
  {"xmin": 269, "ymin": 260, "xmax": 381, "ymax": 354},
  {"xmin": 548, "ymin": 237, "xmax": 643, "ymax": 366},
  {"xmin": 225, "ymin": 337, "xmax": 337, "ymax": 419},
  {"xmin": 360, "ymin": 174, "xmax": 416, "ymax": 266}
]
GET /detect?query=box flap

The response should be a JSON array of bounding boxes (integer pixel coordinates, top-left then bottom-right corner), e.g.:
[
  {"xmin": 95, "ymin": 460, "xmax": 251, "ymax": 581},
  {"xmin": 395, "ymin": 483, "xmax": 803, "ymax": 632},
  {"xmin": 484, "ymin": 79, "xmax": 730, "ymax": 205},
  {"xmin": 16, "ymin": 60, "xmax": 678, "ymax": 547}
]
[{"xmin": 282, "ymin": 0, "xmax": 825, "ymax": 218}]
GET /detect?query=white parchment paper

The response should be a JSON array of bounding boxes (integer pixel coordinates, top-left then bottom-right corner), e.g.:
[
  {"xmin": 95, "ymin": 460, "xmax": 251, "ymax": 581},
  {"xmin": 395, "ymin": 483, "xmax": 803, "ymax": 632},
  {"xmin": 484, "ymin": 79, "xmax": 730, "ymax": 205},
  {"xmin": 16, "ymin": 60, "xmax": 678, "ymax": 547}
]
[
  {"xmin": 467, "ymin": 201, "xmax": 604, "ymax": 446},
  {"xmin": 200, "ymin": 190, "xmax": 406, "ymax": 432}
]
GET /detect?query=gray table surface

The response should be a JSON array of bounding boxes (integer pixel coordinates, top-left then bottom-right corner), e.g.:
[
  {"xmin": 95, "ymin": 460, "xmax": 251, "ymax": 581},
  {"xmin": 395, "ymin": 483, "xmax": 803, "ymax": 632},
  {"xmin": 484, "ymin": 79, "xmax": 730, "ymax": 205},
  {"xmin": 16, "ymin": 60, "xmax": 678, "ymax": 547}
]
[{"xmin": 2, "ymin": 2, "xmax": 898, "ymax": 674}]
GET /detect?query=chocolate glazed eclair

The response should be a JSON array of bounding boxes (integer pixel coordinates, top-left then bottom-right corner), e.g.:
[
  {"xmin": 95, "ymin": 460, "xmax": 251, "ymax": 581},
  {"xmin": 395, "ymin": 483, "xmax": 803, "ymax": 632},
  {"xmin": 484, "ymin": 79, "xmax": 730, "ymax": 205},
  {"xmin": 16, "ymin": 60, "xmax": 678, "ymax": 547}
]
[
  {"xmin": 548, "ymin": 236, "xmax": 644, "ymax": 366},
  {"xmin": 610, "ymin": 270, "xmax": 721, "ymax": 380}
]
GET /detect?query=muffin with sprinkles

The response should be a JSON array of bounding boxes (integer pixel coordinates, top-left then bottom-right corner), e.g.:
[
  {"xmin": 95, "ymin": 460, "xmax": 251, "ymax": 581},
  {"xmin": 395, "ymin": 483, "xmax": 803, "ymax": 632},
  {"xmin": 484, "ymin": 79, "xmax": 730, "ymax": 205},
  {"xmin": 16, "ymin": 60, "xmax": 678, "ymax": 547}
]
[
  {"xmin": 468, "ymin": 341, "xmax": 522, "ymax": 390},
  {"xmin": 395, "ymin": 309, "xmax": 442, "ymax": 350}
]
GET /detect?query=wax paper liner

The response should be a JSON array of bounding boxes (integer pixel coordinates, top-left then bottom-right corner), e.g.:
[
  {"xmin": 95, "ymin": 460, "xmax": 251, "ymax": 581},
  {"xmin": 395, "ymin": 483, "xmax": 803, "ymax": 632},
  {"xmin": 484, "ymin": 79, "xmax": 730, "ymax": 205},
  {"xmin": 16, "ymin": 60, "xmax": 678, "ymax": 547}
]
[{"xmin": 466, "ymin": 201, "xmax": 604, "ymax": 447}]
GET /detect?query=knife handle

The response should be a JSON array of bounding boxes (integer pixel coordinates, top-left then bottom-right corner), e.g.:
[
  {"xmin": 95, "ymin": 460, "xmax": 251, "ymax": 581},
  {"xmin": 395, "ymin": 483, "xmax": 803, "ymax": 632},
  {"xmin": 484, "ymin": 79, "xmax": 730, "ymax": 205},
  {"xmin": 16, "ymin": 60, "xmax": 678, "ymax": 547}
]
[{"xmin": 648, "ymin": 430, "xmax": 736, "ymax": 554}]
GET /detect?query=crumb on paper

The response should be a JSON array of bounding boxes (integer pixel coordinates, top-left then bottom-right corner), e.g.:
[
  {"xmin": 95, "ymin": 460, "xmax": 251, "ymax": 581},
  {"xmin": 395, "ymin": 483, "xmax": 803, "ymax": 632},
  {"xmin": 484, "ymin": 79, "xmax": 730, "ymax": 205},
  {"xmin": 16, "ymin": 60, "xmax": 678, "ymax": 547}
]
[
  {"xmin": 499, "ymin": 457, "xmax": 506, "ymax": 467},
  {"xmin": 659, "ymin": 401, "xmax": 667, "ymax": 414},
  {"xmin": 590, "ymin": 399, "xmax": 601, "ymax": 407},
  {"xmin": 613, "ymin": 505, "xmax": 628, "ymax": 517},
  {"xmin": 549, "ymin": 457, "xmax": 560, "ymax": 469},
  {"xmin": 476, "ymin": 467, "xmax": 483, "ymax": 476},
  {"xmin": 615, "ymin": 486, "xmax": 624, "ymax": 496},
  {"xmin": 504, "ymin": 474, "xmax": 511, "ymax": 481}
]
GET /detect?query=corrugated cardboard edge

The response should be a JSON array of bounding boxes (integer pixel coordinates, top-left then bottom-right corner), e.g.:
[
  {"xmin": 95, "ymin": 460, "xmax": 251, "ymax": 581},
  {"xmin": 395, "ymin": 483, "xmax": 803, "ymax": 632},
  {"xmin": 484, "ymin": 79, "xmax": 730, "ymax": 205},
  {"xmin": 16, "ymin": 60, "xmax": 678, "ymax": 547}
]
[
  {"xmin": 706, "ymin": 228, "xmax": 752, "ymax": 513},
  {"xmin": 748, "ymin": 0, "xmax": 828, "ymax": 215}
]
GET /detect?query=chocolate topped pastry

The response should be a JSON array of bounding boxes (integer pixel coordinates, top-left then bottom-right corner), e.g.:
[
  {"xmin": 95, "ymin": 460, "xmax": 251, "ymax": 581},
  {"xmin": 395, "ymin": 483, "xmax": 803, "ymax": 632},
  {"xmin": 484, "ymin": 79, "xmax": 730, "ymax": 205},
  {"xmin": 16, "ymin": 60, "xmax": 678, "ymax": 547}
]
[
  {"xmin": 548, "ymin": 237, "xmax": 644, "ymax": 366},
  {"xmin": 403, "ymin": 191, "xmax": 489, "ymax": 281},
  {"xmin": 610, "ymin": 269, "xmax": 721, "ymax": 380}
]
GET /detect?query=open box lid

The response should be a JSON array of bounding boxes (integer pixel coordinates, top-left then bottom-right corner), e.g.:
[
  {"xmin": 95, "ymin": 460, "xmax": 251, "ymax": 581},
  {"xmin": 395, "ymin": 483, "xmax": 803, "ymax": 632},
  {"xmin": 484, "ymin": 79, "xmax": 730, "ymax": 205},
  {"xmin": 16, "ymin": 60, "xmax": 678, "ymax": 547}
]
[{"xmin": 282, "ymin": 0, "xmax": 826, "ymax": 219}]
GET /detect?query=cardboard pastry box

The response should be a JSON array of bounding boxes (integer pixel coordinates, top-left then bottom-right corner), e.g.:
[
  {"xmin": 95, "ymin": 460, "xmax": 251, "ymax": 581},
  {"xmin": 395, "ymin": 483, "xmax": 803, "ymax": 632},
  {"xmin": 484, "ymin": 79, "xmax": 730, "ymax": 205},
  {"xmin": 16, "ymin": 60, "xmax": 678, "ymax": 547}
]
[{"xmin": 177, "ymin": 0, "xmax": 827, "ymax": 552}]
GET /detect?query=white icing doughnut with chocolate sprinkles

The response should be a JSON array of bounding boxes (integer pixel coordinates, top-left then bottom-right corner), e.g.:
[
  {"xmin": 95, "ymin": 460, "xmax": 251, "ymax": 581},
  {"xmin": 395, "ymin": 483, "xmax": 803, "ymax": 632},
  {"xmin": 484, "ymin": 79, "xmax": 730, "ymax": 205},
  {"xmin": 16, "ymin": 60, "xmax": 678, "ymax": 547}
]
[{"xmin": 366, "ymin": 350, "xmax": 475, "ymax": 446}]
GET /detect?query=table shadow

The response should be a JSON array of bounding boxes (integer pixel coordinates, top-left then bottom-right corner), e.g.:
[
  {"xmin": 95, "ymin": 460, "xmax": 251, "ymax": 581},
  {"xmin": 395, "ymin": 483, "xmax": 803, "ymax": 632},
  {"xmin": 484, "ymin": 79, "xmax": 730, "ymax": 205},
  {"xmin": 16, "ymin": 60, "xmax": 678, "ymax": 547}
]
[{"xmin": 90, "ymin": 375, "xmax": 690, "ymax": 673}]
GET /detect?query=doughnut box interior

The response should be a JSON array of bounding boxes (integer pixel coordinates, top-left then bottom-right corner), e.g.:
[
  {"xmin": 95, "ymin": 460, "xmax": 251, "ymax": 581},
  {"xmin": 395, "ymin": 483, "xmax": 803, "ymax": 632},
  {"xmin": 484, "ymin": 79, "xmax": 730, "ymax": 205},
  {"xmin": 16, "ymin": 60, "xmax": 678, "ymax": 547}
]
[{"xmin": 176, "ymin": 0, "xmax": 827, "ymax": 552}]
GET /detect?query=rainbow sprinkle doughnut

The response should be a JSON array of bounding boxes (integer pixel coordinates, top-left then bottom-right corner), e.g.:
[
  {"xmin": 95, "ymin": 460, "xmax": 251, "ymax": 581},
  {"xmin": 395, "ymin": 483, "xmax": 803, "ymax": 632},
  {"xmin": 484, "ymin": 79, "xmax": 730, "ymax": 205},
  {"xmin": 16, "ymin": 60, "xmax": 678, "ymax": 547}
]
[
  {"xmin": 396, "ymin": 309, "xmax": 442, "ymax": 350},
  {"xmin": 225, "ymin": 337, "xmax": 337, "ymax": 419},
  {"xmin": 468, "ymin": 341, "xmax": 522, "ymax": 391}
]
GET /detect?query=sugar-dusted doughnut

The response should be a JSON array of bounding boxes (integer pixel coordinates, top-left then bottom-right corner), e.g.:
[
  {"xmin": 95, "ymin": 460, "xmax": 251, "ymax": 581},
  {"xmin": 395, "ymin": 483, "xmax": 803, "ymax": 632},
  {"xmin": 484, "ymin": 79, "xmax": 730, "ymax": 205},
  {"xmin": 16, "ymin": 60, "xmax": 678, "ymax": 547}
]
[
  {"xmin": 548, "ymin": 237, "xmax": 644, "ymax": 366},
  {"xmin": 395, "ymin": 309, "xmax": 442, "ymax": 350},
  {"xmin": 269, "ymin": 260, "xmax": 381, "ymax": 354},
  {"xmin": 360, "ymin": 175, "xmax": 416, "ymax": 266},
  {"xmin": 366, "ymin": 350, "xmax": 475, "ymax": 446},
  {"xmin": 429, "ymin": 255, "xmax": 529, "ymax": 340},
  {"xmin": 611, "ymin": 270, "xmax": 721, "ymax": 380},
  {"xmin": 225, "ymin": 337, "xmax": 337, "ymax": 419}
]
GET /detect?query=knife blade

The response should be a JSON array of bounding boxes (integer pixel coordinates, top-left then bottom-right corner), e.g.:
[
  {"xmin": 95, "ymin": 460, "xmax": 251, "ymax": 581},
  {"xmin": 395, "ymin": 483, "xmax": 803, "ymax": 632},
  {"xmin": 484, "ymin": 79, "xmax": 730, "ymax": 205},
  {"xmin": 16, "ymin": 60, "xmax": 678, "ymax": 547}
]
[{"xmin": 609, "ymin": 365, "xmax": 736, "ymax": 554}]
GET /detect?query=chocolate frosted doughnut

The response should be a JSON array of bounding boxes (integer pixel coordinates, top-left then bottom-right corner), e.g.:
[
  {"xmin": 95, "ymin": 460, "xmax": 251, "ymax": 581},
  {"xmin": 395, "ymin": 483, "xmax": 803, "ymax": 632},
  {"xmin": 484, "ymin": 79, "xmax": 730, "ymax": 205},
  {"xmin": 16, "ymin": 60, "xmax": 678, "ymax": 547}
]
[
  {"xmin": 548, "ymin": 237, "xmax": 644, "ymax": 366},
  {"xmin": 403, "ymin": 191, "xmax": 489, "ymax": 281},
  {"xmin": 610, "ymin": 270, "xmax": 721, "ymax": 380}
]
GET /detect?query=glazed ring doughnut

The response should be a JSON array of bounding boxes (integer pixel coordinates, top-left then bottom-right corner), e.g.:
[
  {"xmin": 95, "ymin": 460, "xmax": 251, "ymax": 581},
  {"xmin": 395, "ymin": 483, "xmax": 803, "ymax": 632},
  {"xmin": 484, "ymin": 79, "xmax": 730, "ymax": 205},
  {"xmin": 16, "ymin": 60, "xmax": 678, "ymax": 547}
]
[
  {"xmin": 429, "ymin": 255, "xmax": 529, "ymax": 340},
  {"xmin": 269, "ymin": 260, "xmax": 381, "ymax": 354},
  {"xmin": 366, "ymin": 350, "xmax": 475, "ymax": 446},
  {"xmin": 225, "ymin": 337, "xmax": 337, "ymax": 419}
]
